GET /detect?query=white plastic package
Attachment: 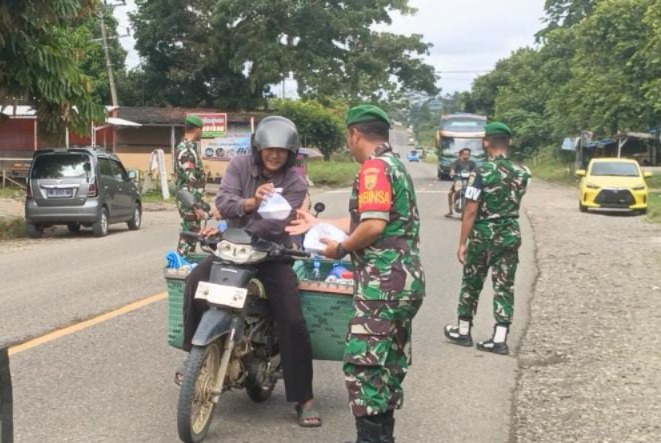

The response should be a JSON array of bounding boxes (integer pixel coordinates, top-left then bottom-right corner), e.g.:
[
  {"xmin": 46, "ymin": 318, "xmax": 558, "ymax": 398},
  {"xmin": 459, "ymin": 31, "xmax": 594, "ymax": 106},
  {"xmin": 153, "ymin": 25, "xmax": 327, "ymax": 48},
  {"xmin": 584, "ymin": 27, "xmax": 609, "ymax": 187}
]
[
  {"xmin": 257, "ymin": 188, "xmax": 292, "ymax": 221},
  {"xmin": 303, "ymin": 223, "xmax": 348, "ymax": 254}
]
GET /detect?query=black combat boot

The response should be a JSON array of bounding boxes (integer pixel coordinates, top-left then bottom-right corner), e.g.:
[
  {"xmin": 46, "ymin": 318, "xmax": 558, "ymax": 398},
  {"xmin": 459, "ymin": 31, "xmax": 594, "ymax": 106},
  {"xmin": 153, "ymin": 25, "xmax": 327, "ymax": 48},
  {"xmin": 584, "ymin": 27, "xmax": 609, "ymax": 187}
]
[
  {"xmin": 381, "ymin": 410, "xmax": 395, "ymax": 443},
  {"xmin": 477, "ymin": 323, "xmax": 510, "ymax": 355},
  {"xmin": 444, "ymin": 317, "xmax": 473, "ymax": 347},
  {"xmin": 344, "ymin": 415, "xmax": 385, "ymax": 443}
]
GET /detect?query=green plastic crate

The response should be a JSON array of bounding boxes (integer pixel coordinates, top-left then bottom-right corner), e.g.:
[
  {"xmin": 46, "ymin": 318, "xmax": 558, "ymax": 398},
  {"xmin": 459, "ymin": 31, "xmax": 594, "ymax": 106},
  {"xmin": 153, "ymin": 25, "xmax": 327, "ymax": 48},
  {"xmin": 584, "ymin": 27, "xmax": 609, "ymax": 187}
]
[
  {"xmin": 164, "ymin": 256, "xmax": 355, "ymax": 362},
  {"xmin": 165, "ymin": 253, "xmax": 208, "ymax": 350}
]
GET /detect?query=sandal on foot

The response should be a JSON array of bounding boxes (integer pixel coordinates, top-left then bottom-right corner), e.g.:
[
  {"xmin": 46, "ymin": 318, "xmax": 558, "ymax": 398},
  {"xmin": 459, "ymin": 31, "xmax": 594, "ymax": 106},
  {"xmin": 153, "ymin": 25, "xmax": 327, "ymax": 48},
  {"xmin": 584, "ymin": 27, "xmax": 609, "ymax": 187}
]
[{"xmin": 296, "ymin": 403, "xmax": 322, "ymax": 428}]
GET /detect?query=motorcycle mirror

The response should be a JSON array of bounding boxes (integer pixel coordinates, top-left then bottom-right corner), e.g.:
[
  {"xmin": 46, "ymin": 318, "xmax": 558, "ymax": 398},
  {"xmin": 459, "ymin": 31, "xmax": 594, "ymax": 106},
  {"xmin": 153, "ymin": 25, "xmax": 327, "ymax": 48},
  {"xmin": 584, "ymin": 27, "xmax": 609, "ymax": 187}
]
[
  {"xmin": 313, "ymin": 202, "xmax": 326, "ymax": 214},
  {"xmin": 176, "ymin": 189, "xmax": 197, "ymax": 209}
]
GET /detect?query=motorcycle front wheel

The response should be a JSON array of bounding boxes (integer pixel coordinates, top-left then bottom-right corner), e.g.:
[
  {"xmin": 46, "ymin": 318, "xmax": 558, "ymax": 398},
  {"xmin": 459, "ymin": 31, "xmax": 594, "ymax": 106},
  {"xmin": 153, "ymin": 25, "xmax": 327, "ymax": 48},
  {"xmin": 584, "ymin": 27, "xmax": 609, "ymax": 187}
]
[{"xmin": 177, "ymin": 341, "xmax": 223, "ymax": 443}]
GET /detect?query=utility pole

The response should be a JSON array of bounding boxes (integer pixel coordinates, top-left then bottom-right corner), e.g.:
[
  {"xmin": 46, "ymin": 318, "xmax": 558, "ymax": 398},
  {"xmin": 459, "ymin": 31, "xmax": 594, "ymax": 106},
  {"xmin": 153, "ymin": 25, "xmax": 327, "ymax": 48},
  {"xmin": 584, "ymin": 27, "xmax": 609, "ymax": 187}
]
[
  {"xmin": 99, "ymin": 13, "xmax": 118, "ymax": 107},
  {"xmin": 97, "ymin": 0, "xmax": 128, "ymax": 107}
]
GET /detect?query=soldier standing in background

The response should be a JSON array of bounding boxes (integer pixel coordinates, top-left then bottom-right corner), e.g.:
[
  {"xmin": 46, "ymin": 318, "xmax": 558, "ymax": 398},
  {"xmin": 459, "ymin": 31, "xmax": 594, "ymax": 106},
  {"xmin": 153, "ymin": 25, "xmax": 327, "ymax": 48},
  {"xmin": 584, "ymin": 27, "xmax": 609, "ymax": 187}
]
[
  {"xmin": 444, "ymin": 122, "xmax": 531, "ymax": 355},
  {"xmin": 175, "ymin": 115, "xmax": 208, "ymax": 256}
]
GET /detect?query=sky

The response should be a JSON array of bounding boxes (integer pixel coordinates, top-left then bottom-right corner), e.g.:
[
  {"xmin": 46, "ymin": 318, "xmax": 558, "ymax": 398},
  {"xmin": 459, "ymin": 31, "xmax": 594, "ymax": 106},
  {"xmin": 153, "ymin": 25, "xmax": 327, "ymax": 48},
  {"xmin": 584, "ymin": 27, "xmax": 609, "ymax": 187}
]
[{"xmin": 114, "ymin": 0, "xmax": 546, "ymax": 94}]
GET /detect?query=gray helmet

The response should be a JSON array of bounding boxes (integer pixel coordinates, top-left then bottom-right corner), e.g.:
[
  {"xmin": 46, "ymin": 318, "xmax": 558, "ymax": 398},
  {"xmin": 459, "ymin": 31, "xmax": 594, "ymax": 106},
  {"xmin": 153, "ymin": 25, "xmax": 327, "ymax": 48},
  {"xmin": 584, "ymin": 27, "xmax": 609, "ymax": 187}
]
[{"xmin": 252, "ymin": 116, "xmax": 299, "ymax": 153}]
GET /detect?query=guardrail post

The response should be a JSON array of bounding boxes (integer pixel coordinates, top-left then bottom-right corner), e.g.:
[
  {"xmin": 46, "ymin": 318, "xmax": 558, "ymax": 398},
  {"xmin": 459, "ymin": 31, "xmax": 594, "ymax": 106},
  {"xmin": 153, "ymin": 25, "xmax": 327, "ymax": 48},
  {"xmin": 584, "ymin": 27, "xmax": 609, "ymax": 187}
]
[{"xmin": 0, "ymin": 346, "xmax": 13, "ymax": 443}]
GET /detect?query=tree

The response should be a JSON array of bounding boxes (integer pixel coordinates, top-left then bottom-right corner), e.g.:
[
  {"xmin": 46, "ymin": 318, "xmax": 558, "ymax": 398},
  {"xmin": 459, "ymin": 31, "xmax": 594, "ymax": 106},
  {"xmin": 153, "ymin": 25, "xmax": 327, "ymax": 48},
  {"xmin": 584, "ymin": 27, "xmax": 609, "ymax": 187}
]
[
  {"xmin": 0, "ymin": 0, "xmax": 105, "ymax": 140},
  {"xmin": 129, "ymin": 0, "xmax": 438, "ymax": 109},
  {"xmin": 270, "ymin": 99, "xmax": 345, "ymax": 160},
  {"xmin": 538, "ymin": 0, "xmax": 597, "ymax": 38}
]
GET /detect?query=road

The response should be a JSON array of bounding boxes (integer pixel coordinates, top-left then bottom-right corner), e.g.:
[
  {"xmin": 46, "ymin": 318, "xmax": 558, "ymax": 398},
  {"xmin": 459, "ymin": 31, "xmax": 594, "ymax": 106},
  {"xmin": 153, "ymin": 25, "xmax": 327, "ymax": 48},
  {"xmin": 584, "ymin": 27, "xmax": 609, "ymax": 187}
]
[{"xmin": 1, "ymin": 129, "xmax": 535, "ymax": 443}]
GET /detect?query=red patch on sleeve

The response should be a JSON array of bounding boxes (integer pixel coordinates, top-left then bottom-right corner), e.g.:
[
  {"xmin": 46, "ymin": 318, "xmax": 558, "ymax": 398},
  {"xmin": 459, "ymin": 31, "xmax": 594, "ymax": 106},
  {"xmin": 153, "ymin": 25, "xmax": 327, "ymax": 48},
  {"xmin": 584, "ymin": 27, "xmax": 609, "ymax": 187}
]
[{"xmin": 358, "ymin": 159, "xmax": 392, "ymax": 213}]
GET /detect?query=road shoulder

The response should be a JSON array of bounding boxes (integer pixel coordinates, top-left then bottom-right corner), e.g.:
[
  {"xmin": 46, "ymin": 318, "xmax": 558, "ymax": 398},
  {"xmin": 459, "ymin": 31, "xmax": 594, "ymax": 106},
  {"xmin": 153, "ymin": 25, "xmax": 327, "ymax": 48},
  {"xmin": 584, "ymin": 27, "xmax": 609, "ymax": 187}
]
[{"xmin": 512, "ymin": 181, "xmax": 661, "ymax": 442}]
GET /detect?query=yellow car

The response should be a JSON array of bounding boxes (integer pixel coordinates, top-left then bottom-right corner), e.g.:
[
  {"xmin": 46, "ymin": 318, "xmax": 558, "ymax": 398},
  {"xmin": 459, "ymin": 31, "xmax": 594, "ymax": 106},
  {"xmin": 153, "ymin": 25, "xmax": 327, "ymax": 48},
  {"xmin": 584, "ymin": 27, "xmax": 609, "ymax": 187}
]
[{"xmin": 576, "ymin": 158, "xmax": 652, "ymax": 214}]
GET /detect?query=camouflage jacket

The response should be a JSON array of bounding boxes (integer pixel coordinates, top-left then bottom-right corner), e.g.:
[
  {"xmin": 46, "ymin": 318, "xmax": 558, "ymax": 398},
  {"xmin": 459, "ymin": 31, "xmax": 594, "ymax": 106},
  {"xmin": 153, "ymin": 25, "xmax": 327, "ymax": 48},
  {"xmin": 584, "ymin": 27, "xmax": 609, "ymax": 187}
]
[
  {"xmin": 465, "ymin": 155, "xmax": 531, "ymax": 244},
  {"xmin": 174, "ymin": 139, "xmax": 205, "ymax": 196},
  {"xmin": 349, "ymin": 143, "xmax": 425, "ymax": 301}
]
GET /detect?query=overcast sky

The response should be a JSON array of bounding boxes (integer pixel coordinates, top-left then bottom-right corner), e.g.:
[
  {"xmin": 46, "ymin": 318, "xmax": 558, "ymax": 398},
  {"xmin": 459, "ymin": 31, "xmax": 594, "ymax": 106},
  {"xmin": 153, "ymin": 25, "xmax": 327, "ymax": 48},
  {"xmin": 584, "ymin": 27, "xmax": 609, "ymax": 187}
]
[{"xmin": 114, "ymin": 0, "xmax": 546, "ymax": 94}]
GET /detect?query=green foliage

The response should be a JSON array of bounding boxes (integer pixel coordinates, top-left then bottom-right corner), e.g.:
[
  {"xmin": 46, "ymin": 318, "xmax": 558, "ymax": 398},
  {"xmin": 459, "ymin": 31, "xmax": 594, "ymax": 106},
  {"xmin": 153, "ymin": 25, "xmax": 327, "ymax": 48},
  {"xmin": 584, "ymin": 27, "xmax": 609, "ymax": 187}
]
[
  {"xmin": 127, "ymin": 0, "xmax": 438, "ymax": 109},
  {"xmin": 308, "ymin": 160, "xmax": 359, "ymax": 187},
  {"xmin": 270, "ymin": 99, "xmax": 346, "ymax": 160},
  {"xmin": 464, "ymin": 0, "xmax": 661, "ymax": 167},
  {"xmin": 0, "ymin": 0, "xmax": 105, "ymax": 141}
]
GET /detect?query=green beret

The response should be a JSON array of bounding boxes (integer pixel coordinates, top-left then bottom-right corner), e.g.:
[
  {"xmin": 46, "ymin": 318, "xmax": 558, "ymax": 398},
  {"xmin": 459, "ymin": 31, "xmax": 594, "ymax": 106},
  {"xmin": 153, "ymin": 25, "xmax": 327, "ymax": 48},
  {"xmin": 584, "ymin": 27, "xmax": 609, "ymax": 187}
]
[
  {"xmin": 185, "ymin": 115, "xmax": 204, "ymax": 128},
  {"xmin": 346, "ymin": 104, "xmax": 391, "ymax": 128},
  {"xmin": 485, "ymin": 121, "xmax": 512, "ymax": 137}
]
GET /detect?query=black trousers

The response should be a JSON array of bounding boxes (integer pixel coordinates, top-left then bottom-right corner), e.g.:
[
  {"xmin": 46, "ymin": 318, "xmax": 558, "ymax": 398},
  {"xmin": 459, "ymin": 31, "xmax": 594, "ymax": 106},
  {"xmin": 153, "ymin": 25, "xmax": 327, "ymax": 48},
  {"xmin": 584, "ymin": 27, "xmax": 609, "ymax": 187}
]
[{"xmin": 182, "ymin": 255, "xmax": 314, "ymax": 403}]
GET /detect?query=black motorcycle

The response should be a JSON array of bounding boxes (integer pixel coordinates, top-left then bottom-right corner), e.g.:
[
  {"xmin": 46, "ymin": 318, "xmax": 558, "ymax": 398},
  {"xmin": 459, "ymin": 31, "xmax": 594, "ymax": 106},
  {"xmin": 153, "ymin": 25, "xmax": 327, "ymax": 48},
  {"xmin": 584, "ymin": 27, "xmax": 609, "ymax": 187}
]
[
  {"xmin": 453, "ymin": 171, "xmax": 471, "ymax": 214},
  {"xmin": 175, "ymin": 190, "xmax": 309, "ymax": 443}
]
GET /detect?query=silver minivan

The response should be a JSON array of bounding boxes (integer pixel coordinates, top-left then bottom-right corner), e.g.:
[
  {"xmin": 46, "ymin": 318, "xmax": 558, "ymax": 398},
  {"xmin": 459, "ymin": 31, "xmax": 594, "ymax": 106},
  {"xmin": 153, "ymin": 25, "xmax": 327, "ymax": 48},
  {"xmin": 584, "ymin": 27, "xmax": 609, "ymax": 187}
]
[{"xmin": 25, "ymin": 147, "xmax": 142, "ymax": 238}]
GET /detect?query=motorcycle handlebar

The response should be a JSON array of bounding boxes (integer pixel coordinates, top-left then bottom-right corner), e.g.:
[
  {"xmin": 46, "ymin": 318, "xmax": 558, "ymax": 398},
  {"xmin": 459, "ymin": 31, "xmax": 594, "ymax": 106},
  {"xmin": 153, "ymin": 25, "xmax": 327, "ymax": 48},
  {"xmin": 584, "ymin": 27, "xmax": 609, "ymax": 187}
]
[{"xmin": 284, "ymin": 249, "xmax": 311, "ymax": 258}]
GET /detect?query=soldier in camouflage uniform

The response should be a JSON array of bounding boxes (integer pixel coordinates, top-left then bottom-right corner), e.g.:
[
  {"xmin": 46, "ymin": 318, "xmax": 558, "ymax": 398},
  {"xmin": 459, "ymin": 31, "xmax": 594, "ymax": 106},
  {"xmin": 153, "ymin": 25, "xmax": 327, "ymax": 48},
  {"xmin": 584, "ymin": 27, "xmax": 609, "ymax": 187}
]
[
  {"xmin": 175, "ymin": 115, "xmax": 208, "ymax": 256},
  {"xmin": 444, "ymin": 122, "xmax": 531, "ymax": 355},
  {"xmin": 292, "ymin": 105, "xmax": 425, "ymax": 443}
]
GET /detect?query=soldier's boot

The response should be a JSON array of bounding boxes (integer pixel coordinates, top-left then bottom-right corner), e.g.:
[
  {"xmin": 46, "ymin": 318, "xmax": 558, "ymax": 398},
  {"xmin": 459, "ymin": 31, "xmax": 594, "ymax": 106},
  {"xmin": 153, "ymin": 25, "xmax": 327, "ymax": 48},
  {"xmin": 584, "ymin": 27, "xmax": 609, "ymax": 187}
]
[
  {"xmin": 477, "ymin": 323, "xmax": 510, "ymax": 355},
  {"xmin": 444, "ymin": 317, "xmax": 473, "ymax": 347},
  {"xmin": 381, "ymin": 410, "xmax": 395, "ymax": 443},
  {"xmin": 344, "ymin": 415, "xmax": 385, "ymax": 443}
]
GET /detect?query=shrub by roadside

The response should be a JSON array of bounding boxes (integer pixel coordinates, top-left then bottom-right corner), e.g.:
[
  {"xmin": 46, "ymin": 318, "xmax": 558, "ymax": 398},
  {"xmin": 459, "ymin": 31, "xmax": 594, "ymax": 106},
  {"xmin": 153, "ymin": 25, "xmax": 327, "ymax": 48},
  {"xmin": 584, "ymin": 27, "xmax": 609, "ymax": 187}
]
[{"xmin": 0, "ymin": 217, "xmax": 25, "ymax": 240}]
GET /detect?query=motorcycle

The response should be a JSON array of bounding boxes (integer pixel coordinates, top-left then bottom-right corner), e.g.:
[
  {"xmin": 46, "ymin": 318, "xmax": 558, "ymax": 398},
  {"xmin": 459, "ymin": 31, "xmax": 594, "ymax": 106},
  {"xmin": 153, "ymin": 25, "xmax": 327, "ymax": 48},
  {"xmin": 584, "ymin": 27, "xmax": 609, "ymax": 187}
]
[
  {"xmin": 175, "ymin": 189, "xmax": 309, "ymax": 443},
  {"xmin": 453, "ymin": 171, "xmax": 471, "ymax": 214}
]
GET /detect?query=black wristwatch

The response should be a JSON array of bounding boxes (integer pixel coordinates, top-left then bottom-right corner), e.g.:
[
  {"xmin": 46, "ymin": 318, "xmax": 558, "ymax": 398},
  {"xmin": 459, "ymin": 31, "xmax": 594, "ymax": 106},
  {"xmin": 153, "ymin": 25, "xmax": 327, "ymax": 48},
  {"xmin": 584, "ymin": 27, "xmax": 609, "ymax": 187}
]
[{"xmin": 336, "ymin": 242, "xmax": 348, "ymax": 257}]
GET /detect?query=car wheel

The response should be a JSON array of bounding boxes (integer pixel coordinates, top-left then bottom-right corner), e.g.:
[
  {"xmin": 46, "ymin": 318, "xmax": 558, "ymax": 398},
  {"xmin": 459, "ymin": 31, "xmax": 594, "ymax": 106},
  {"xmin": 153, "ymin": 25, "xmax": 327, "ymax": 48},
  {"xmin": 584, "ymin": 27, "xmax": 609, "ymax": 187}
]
[
  {"xmin": 26, "ymin": 223, "xmax": 44, "ymax": 239},
  {"xmin": 127, "ymin": 203, "xmax": 142, "ymax": 231},
  {"xmin": 579, "ymin": 201, "xmax": 587, "ymax": 213},
  {"xmin": 93, "ymin": 207, "xmax": 109, "ymax": 237},
  {"xmin": 67, "ymin": 223, "xmax": 81, "ymax": 234}
]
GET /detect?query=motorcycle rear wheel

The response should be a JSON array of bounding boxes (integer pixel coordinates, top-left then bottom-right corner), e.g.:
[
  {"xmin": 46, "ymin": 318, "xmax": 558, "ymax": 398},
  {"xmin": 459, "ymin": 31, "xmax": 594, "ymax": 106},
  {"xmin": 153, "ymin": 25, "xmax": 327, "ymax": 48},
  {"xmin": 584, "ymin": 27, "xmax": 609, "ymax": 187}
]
[{"xmin": 177, "ymin": 341, "xmax": 223, "ymax": 443}]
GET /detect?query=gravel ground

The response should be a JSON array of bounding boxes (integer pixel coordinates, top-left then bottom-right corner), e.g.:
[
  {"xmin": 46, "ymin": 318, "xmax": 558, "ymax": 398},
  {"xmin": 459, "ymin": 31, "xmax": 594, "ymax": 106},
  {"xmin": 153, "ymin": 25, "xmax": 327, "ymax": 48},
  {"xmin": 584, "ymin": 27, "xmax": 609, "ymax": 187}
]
[{"xmin": 514, "ymin": 182, "xmax": 661, "ymax": 443}]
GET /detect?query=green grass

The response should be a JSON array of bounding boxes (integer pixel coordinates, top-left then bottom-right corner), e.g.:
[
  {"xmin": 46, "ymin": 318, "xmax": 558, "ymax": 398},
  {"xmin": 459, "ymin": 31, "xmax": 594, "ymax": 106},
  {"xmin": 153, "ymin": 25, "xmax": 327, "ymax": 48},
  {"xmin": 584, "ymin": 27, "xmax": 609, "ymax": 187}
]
[
  {"xmin": 423, "ymin": 153, "xmax": 438, "ymax": 165},
  {"xmin": 0, "ymin": 187, "xmax": 24, "ymax": 199},
  {"xmin": 141, "ymin": 190, "xmax": 174, "ymax": 203},
  {"xmin": 645, "ymin": 174, "xmax": 661, "ymax": 190},
  {"xmin": 646, "ymin": 192, "xmax": 661, "ymax": 223},
  {"xmin": 0, "ymin": 217, "xmax": 25, "ymax": 240},
  {"xmin": 308, "ymin": 161, "xmax": 360, "ymax": 187}
]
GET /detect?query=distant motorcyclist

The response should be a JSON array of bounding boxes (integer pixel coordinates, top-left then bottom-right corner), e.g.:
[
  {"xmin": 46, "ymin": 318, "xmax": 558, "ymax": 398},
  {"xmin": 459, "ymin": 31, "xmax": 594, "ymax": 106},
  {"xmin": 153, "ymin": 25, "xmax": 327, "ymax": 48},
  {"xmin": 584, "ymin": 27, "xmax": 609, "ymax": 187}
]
[{"xmin": 445, "ymin": 148, "xmax": 477, "ymax": 218}]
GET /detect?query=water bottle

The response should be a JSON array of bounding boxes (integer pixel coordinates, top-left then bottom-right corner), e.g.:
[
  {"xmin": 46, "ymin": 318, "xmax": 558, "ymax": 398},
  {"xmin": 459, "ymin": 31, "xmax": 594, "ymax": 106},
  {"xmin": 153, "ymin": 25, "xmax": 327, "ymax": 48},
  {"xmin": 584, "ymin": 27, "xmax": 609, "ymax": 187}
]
[
  {"xmin": 312, "ymin": 257, "xmax": 321, "ymax": 281},
  {"xmin": 217, "ymin": 220, "xmax": 228, "ymax": 233}
]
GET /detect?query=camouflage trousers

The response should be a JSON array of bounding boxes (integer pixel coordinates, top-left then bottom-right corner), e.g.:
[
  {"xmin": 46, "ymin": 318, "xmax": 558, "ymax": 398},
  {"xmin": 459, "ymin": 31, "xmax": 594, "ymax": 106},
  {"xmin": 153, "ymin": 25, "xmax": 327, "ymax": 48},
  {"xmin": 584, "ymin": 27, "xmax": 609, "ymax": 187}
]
[
  {"xmin": 344, "ymin": 299, "xmax": 423, "ymax": 417},
  {"xmin": 458, "ymin": 232, "xmax": 520, "ymax": 324},
  {"xmin": 176, "ymin": 204, "xmax": 201, "ymax": 257}
]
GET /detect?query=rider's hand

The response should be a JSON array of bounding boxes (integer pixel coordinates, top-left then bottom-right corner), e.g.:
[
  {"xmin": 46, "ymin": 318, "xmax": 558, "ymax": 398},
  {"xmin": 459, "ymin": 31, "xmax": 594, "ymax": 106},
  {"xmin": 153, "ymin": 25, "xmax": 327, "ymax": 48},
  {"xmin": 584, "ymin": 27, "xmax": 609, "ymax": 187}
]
[
  {"xmin": 210, "ymin": 206, "xmax": 221, "ymax": 221},
  {"xmin": 286, "ymin": 210, "xmax": 319, "ymax": 236},
  {"xmin": 320, "ymin": 238, "xmax": 340, "ymax": 259},
  {"xmin": 194, "ymin": 208, "xmax": 208, "ymax": 220},
  {"xmin": 254, "ymin": 183, "xmax": 275, "ymax": 203},
  {"xmin": 457, "ymin": 243, "xmax": 467, "ymax": 265},
  {"xmin": 200, "ymin": 225, "xmax": 220, "ymax": 237}
]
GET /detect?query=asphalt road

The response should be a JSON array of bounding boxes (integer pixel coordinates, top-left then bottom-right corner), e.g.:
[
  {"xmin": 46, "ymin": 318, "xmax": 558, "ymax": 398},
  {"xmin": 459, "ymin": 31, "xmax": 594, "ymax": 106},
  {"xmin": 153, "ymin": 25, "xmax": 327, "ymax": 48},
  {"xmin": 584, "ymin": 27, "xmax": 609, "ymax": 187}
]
[{"xmin": 1, "ymin": 129, "xmax": 535, "ymax": 443}]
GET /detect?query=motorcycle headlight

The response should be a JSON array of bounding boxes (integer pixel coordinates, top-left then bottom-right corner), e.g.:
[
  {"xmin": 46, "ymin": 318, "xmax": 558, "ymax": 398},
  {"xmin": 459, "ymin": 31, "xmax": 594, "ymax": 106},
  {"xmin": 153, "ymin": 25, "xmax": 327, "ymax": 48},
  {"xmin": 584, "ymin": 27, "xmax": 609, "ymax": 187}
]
[
  {"xmin": 586, "ymin": 183, "xmax": 600, "ymax": 190},
  {"xmin": 215, "ymin": 241, "xmax": 268, "ymax": 264}
]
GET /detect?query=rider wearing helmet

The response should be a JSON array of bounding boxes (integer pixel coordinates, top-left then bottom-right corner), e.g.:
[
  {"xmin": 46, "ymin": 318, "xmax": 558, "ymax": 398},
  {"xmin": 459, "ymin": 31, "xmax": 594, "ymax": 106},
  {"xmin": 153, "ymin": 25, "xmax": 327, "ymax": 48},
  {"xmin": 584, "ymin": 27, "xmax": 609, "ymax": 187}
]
[
  {"xmin": 445, "ymin": 147, "xmax": 477, "ymax": 217},
  {"xmin": 181, "ymin": 116, "xmax": 322, "ymax": 427}
]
